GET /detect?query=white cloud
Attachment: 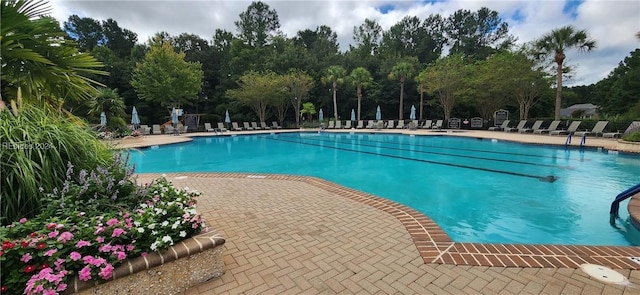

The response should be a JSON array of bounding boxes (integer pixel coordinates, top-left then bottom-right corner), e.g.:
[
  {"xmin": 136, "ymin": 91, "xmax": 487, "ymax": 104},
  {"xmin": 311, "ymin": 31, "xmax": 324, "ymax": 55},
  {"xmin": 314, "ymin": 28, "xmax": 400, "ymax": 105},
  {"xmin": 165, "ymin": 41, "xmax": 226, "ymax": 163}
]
[{"xmin": 49, "ymin": 0, "xmax": 640, "ymax": 86}]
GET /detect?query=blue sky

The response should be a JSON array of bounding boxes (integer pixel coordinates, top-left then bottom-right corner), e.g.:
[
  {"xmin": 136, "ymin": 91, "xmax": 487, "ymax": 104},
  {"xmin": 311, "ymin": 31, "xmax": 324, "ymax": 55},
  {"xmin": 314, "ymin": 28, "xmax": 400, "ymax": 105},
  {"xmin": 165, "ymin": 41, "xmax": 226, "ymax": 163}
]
[{"xmin": 50, "ymin": 0, "xmax": 640, "ymax": 86}]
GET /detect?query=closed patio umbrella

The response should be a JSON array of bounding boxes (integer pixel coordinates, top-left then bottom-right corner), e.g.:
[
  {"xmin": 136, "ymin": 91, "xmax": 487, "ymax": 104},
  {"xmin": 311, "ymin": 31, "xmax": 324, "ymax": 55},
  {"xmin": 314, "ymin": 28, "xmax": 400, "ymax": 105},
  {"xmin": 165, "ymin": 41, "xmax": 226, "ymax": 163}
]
[
  {"xmin": 410, "ymin": 105, "xmax": 416, "ymax": 120},
  {"xmin": 319, "ymin": 109, "xmax": 323, "ymax": 121},
  {"xmin": 131, "ymin": 106, "xmax": 140, "ymax": 130},
  {"xmin": 224, "ymin": 110, "xmax": 231, "ymax": 129},
  {"xmin": 100, "ymin": 112, "xmax": 107, "ymax": 127},
  {"xmin": 375, "ymin": 106, "xmax": 381, "ymax": 121},
  {"xmin": 350, "ymin": 109, "xmax": 356, "ymax": 122}
]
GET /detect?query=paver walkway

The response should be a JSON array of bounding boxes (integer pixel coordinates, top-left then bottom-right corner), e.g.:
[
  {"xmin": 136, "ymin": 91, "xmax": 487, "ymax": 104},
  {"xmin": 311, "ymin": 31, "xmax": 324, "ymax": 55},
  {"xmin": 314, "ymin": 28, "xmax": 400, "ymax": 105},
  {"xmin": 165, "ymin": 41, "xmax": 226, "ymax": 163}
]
[{"xmin": 136, "ymin": 174, "xmax": 640, "ymax": 295}]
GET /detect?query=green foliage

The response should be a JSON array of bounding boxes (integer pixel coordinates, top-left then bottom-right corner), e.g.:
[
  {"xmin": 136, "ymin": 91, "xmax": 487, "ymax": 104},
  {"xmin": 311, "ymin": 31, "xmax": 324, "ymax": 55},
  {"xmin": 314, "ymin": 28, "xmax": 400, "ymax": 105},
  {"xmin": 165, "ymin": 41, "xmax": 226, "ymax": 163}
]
[
  {"xmin": 622, "ymin": 131, "xmax": 640, "ymax": 142},
  {"xmin": 301, "ymin": 102, "xmax": 316, "ymax": 121},
  {"xmin": 131, "ymin": 42, "xmax": 203, "ymax": 108},
  {"xmin": 283, "ymin": 69, "xmax": 314, "ymax": 127},
  {"xmin": 322, "ymin": 65, "xmax": 347, "ymax": 120},
  {"xmin": 235, "ymin": 1, "xmax": 280, "ymax": 47},
  {"xmin": 349, "ymin": 67, "xmax": 373, "ymax": 121},
  {"xmin": 1, "ymin": 0, "xmax": 107, "ymax": 109},
  {"xmin": 388, "ymin": 61, "xmax": 415, "ymax": 120},
  {"xmin": 226, "ymin": 71, "xmax": 285, "ymax": 122},
  {"xmin": 418, "ymin": 54, "xmax": 469, "ymax": 121},
  {"xmin": 0, "ymin": 103, "xmax": 113, "ymax": 225},
  {"xmin": 593, "ymin": 49, "xmax": 640, "ymax": 115},
  {"xmin": 534, "ymin": 25, "xmax": 597, "ymax": 120}
]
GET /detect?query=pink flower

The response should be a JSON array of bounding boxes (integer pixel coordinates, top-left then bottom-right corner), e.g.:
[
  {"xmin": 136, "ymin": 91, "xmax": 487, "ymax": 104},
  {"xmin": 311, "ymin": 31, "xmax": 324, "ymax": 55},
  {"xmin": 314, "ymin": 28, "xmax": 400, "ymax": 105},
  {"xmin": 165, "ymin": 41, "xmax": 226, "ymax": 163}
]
[
  {"xmin": 79, "ymin": 266, "xmax": 92, "ymax": 281},
  {"xmin": 57, "ymin": 283, "xmax": 67, "ymax": 291},
  {"xmin": 43, "ymin": 288, "xmax": 57, "ymax": 295},
  {"xmin": 46, "ymin": 223, "xmax": 57, "ymax": 230},
  {"xmin": 98, "ymin": 244, "xmax": 112, "ymax": 253},
  {"xmin": 99, "ymin": 263, "xmax": 114, "ymax": 280},
  {"xmin": 106, "ymin": 218, "xmax": 119, "ymax": 226},
  {"xmin": 20, "ymin": 253, "xmax": 32, "ymax": 263},
  {"xmin": 57, "ymin": 231, "xmax": 74, "ymax": 243},
  {"xmin": 69, "ymin": 251, "xmax": 81, "ymax": 261},
  {"xmin": 44, "ymin": 249, "xmax": 57, "ymax": 257},
  {"xmin": 94, "ymin": 226, "xmax": 105, "ymax": 235},
  {"xmin": 54, "ymin": 258, "xmax": 65, "ymax": 271},
  {"xmin": 112, "ymin": 228, "xmax": 126, "ymax": 237},
  {"xmin": 76, "ymin": 240, "xmax": 91, "ymax": 248},
  {"xmin": 96, "ymin": 236, "xmax": 105, "ymax": 243},
  {"xmin": 141, "ymin": 252, "xmax": 148, "ymax": 257},
  {"xmin": 126, "ymin": 244, "xmax": 135, "ymax": 252},
  {"xmin": 116, "ymin": 251, "xmax": 126, "ymax": 261},
  {"xmin": 48, "ymin": 230, "xmax": 59, "ymax": 238},
  {"xmin": 19, "ymin": 218, "xmax": 27, "ymax": 223}
]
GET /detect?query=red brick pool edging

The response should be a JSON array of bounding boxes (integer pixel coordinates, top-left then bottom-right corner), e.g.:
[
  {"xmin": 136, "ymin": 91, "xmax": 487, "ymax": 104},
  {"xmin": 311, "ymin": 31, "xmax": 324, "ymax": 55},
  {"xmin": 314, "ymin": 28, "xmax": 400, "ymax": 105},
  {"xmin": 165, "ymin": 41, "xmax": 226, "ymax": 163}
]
[{"xmin": 150, "ymin": 172, "xmax": 640, "ymax": 270}]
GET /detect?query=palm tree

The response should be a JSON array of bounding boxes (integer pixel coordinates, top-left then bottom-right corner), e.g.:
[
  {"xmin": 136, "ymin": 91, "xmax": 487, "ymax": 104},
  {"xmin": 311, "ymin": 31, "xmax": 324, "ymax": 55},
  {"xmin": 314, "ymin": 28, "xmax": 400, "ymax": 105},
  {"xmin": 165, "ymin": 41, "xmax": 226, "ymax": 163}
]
[
  {"xmin": 349, "ymin": 67, "xmax": 373, "ymax": 121},
  {"xmin": 87, "ymin": 88, "xmax": 125, "ymax": 126},
  {"xmin": 388, "ymin": 62, "xmax": 415, "ymax": 120},
  {"xmin": 1, "ymin": 0, "xmax": 106, "ymax": 110},
  {"xmin": 534, "ymin": 26, "xmax": 596, "ymax": 120},
  {"xmin": 322, "ymin": 65, "xmax": 346, "ymax": 120},
  {"xmin": 415, "ymin": 71, "xmax": 428, "ymax": 121}
]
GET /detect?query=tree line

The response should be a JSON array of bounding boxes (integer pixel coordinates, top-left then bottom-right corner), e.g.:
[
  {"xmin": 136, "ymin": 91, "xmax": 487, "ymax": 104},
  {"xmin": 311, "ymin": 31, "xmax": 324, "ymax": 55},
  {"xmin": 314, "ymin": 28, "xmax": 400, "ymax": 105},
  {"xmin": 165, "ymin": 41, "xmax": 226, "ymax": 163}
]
[{"xmin": 2, "ymin": 0, "xmax": 638, "ymax": 130}]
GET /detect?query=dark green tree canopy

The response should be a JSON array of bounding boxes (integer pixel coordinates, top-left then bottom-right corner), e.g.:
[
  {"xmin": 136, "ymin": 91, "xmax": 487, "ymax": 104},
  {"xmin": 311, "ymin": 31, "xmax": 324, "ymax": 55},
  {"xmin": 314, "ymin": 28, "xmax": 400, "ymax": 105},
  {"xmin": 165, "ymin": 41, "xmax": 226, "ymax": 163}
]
[
  {"xmin": 445, "ymin": 7, "xmax": 516, "ymax": 60},
  {"xmin": 235, "ymin": 1, "xmax": 280, "ymax": 47}
]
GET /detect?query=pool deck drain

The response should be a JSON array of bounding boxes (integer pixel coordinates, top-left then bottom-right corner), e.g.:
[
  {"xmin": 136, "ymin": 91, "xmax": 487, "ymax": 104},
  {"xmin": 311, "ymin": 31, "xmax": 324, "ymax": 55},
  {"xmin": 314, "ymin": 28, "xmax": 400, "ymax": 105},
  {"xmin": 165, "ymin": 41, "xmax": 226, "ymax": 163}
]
[{"xmin": 136, "ymin": 173, "xmax": 640, "ymax": 294}]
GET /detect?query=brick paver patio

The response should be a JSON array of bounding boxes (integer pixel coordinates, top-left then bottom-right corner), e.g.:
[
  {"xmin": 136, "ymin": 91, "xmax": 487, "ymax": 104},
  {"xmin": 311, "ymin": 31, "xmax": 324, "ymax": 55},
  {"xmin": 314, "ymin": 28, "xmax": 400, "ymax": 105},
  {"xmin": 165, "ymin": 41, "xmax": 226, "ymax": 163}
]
[{"xmin": 127, "ymin": 129, "xmax": 640, "ymax": 294}]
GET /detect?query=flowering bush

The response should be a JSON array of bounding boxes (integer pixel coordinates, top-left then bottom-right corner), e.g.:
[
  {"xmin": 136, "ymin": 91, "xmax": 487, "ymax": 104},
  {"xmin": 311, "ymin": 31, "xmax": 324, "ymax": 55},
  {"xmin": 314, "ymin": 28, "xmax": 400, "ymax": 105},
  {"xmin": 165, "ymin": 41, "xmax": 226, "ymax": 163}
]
[{"xmin": 0, "ymin": 161, "xmax": 206, "ymax": 294}]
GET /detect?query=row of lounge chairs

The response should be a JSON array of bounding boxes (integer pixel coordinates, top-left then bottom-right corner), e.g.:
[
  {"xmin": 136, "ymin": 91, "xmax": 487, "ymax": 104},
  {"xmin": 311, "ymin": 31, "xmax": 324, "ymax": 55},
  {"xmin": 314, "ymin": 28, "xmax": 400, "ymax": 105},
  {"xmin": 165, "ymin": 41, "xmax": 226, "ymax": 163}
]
[
  {"xmin": 204, "ymin": 121, "xmax": 283, "ymax": 132},
  {"xmin": 147, "ymin": 124, "xmax": 188, "ymax": 135},
  {"xmin": 489, "ymin": 120, "xmax": 639, "ymax": 138},
  {"xmin": 324, "ymin": 119, "xmax": 444, "ymax": 130}
]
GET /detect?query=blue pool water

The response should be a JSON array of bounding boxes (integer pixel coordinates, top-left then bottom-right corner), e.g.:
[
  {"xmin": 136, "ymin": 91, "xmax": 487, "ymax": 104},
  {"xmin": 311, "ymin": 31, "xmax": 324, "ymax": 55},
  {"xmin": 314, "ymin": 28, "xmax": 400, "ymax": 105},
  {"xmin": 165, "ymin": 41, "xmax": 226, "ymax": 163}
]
[{"xmin": 129, "ymin": 133, "xmax": 640, "ymax": 246}]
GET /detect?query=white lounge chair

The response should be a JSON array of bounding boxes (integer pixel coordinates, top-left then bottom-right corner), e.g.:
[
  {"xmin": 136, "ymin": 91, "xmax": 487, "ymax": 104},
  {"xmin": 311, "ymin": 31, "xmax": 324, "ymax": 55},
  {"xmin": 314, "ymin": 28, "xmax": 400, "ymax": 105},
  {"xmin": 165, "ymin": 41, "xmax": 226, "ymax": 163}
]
[
  {"xmin": 204, "ymin": 123, "xmax": 215, "ymax": 132},
  {"xmin": 519, "ymin": 121, "xmax": 543, "ymax": 133},
  {"xmin": 396, "ymin": 120, "xmax": 405, "ymax": 129},
  {"xmin": 574, "ymin": 121, "xmax": 608, "ymax": 137},
  {"xmin": 328, "ymin": 121, "xmax": 335, "ymax": 129},
  {"xmin": 335, "ymin": 120, "xmax": 342, "ymax": 129},
  {"xmin": 432, "ymin": 120, "xmax": 443, "ymax": 129},
  {"xmin": 243, "ymin": 122, "xmax": 254, "ymax": 130},
  {"xmin": 272, "ymin": 121, "xmax": 282, "ymax": 129},
  {"xmin": 356, "ymin": 121, "xmax": 364, "ymax": 129},
  {"xmin": 152, "ymin": 124, "xmax": 162, "ymax": 135},
  {"xmin": 343, "ymin": 121, "xmax": 352, "ymax": 129},
  {"xmin": 386, "ymin": 120, "xmax": 395, "ymax": 129},
  {"xmin": 603, "ymin": 121, "xmax": 640, "ymax": 138},
  {"xmin": 366, "ymin": 120, "xmax": 375, "ymax": 129},
  {"xmin": 533, "ymin": 121, "xmax": 561, "ymax": 134},
  {"xmin": 260, "ymin": 122, "xmax": 271, "ymax": 130},
  {"xmin": 231, "ymin": 122, "xmax": 242, "ymax": 131},
  {"xmin": 550, "ymin": 121, "xmax": 581, "ymax": 136},
  {"xmin": 422, "ymin": 120, "xmax": 432, "ymax": 129},
  {"xmin": 489, "ymin": 120, "xmax": 510, "ymax": 131},
  {"xmin": 504, "ymin": 120, "xmax": 527, "ymax": 132},
  {"xmin": 217, "ymin": 122, "xmax": 228, "ymax": 132},
  {"xmin": 251, "ymin": 122, "xmax": 261, "ymax": 130}
]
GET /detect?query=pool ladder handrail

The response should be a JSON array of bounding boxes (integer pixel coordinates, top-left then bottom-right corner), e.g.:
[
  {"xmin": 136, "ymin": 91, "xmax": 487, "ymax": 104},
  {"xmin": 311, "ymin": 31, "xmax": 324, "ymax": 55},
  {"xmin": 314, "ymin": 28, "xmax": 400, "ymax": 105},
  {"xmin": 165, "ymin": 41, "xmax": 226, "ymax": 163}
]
[{"xmin": 610, "ymin": 182, "xmax": 640, "ymax": 217}]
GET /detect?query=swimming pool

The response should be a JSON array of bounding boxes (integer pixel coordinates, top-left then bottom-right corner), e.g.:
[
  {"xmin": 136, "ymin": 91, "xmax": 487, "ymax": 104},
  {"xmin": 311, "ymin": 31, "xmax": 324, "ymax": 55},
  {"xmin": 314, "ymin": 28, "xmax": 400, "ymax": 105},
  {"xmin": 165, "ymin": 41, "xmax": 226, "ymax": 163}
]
[{"xmin": 129, "ymin": 132, "xmax": 640, "ymax": 246}]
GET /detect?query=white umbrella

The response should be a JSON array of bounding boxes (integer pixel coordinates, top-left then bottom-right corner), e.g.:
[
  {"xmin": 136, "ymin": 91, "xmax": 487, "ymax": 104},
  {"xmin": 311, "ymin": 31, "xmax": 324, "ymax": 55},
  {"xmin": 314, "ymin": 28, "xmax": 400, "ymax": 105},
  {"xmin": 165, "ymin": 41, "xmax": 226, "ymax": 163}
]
[
  {"xmin": 410, "ymin": 105, "xmax": 416, "ymax": 120},
  {"xmin": 375, "ymin": 106, "xmax": 381, "ymax": 121},
  {"xmin": 100, "ymin": 112, "xmax": 107, "ymax": 127},
  {"xmin": 319, "ymin": 109, "xmax": 323, "ymax": 121},
  {"xmin": 171, "ymin": 108, "xmax": 178, "ymax": 126},
  {"xmin": 131, "ymin": 106, "xmax": 140, "ymax": 129},
  {"xmin": 350, "ymin": 109, "xmax": 356, "ymax": 121}
]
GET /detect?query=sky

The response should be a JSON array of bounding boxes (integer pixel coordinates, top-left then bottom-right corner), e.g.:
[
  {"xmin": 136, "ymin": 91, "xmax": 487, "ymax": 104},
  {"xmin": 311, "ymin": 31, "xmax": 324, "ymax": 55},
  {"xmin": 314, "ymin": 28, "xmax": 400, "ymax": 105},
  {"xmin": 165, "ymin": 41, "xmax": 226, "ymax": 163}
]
[{"xmin": 49, "ymin": 0, "xmax": 640, "ymax": 86}]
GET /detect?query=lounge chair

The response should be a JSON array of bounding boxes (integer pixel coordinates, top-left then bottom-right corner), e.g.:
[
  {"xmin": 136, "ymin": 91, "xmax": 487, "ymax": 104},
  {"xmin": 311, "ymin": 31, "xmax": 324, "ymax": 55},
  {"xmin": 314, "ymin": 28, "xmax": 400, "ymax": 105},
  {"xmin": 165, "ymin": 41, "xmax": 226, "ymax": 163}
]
[
  {"xmin": 328, "ymin": 121, "xmax": 335, "ymax": 129},
  {"xmin": 139, "ymin": 125, "xmax": 150, "ymax": 135},
  {"xmin": 204, "ymin": 123, "xmax": 216, "ymax": 132},
  {"xmin": 504, "ymin": 120, "xmax": 526, "ymax": 132},
  {"xmin": 411, "ymin": 120, "xmax": 419, "ymax": 129},
  {"xmin": 519, "ymin": 120, "xmax": 543, "ymax": 133},
  {"xmin": 231, "ymin": 122, "xmax": 242, "ymax": 131},
  {"xmin": 164, "ymin": 125, "xmax": 174, "ymax": 134},
  {"xmin": 251, "ymin": 122, "xmax": 261, "ymax": 130},
  {"xmin": 335, "ymin": 120, "xmax": 342, "ymax": 129},
  {"xmin": 356, "ymin": 121, "xmax": 364, "ymax": 129},
  {"xmin": 550, "ymin": 121, "xmax": 581, "ymax": 136},
  {"xmin": 432, "ymin": 120, "xmax": 443, "ymax": 129},
  {"xmin": 386, "ymin": 120, "xmax": 395, "ymax": 129},
  {"xmin": 603, "ymin": 121, "xmax": 640, "ymax": 138},
  {"xmin": 396, "ymin": 120, "xmax": 404, "ymax": 129},
  {"xmin": 533, "ymin": 120, "xmax": 561, "ymax": 134},
  {"xmin": 260, "ymin": 122, "xmax": 271, "ymax": 130},
  {"xmin": 489, "ymin": 120, "xmax": 510, "ymax": 131},
  {"xmin": 366, "ymin": 120, "xmax": 375, "ymax": 129},
  {"xmin": 177, "ymin": 125, "xmax": 188, "ymax": 134},
  {"xmin": 217, "ymin": 122, "xmax": 228, "ymax": 132},
  {"xmin": 343, "ymin": 121, "xmax": 352, "ymax": 129},
  {"xmin": 422, "ymin": 120, "xmax": 432, "ymax": 129},
  {"xmin": 152, "ymin": 124, "xmax": 162, "ymax": 135},
  {"xmin": 272, "ymin": 121, "xmax": 282, "ymax": 129},
  {"xmin": 243, "ymin": 122, "xmax": 254, "ymax": 130},
  {"xmin": 574, "ymin": 121, "xmax": 608, "ymax": 137}
]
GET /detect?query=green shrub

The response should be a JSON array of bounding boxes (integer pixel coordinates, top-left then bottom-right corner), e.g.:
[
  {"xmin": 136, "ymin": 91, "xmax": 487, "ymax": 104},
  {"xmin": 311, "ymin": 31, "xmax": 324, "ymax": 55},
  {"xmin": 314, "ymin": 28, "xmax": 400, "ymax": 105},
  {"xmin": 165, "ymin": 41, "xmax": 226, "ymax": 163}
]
[
  {"xmin": 622, "ymin": 130, "xmax": 640, "ymax": 142},
  {"xmin": 0, "ymin": 104, "xmax": 113, "ymax": 225}
]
